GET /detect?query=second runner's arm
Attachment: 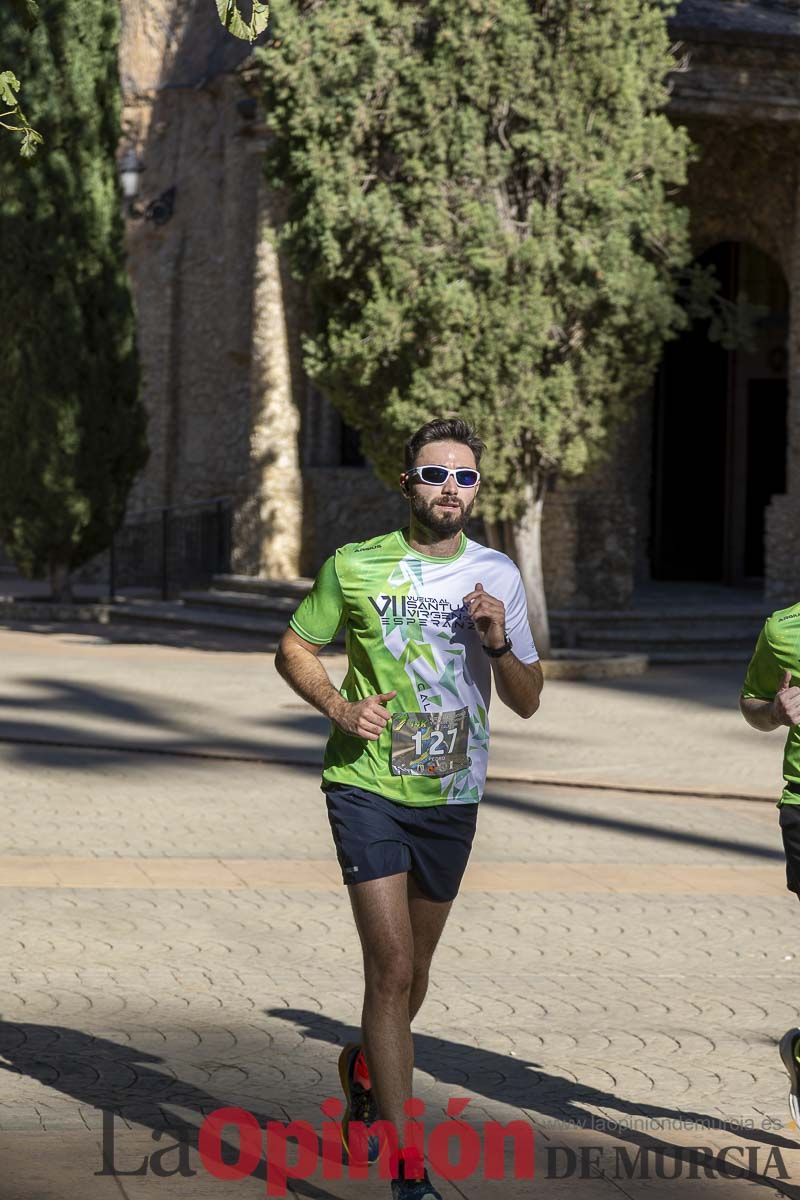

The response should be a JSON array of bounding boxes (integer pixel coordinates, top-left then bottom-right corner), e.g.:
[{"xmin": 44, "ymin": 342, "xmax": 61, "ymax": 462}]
[
  {"xmin": 740, "ymin": 670, "xmax": 800, "ymax": 731},
  {"xmin": 740, "ymin": 622, "xmax": 800, "ymax": 732}
]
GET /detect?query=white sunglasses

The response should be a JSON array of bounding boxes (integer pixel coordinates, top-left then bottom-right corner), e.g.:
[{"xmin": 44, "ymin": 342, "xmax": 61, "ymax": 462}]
[{"xmin": 406, "ymin": 465, "xmax": 481, "ymax": 488}]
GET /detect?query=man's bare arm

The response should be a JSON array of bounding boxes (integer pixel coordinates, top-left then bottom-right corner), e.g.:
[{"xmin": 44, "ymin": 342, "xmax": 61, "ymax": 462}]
[
  {"xmin": 491, "ymin": 655, "xmax": 543, "ymax": 720},
  {"xmin": 740, "ymin": 670, "xmax": 800, "ymax": 732},
  {"xmin": 275, "ymin": 629, "xmax": 396, "ymax": 741},
  {"xmin": 461, "ymin": 582, "xmax": 543, "ymax": 719}
]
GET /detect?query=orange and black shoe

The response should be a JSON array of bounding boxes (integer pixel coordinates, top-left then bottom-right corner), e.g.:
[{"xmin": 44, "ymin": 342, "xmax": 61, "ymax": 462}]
[{"xmin": 338, "ymin": 1042, "xmax": 380, "ymax": 1164}]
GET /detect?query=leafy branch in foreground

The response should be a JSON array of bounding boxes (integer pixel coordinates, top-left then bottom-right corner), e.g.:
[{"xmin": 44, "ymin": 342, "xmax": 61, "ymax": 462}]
[
  {"xmin": 2, "ymin": 0, "xmax": 42, "ymax": 156},
  {"xmin": 0, "ymin": 70, "xmax": 42, "ymax": 157},
  {"xmin": 216, "ymin": 0, "xmax": 269, "ymax": 42}
]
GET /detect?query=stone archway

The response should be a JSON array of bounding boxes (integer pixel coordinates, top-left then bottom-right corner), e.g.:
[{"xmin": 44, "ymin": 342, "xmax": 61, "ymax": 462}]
[{"xmin": 651, "ymin": 241, "xmax": 789, "ymax": 585}]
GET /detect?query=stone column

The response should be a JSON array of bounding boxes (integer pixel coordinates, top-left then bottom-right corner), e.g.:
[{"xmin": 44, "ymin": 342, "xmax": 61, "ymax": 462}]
[
  {"xmin": 765, "ymin": 169, "xmax": 800, "ymax": 608},
  {"xmin": 231, "ymin": 179, "xmax": 304, "ymax": 578}
]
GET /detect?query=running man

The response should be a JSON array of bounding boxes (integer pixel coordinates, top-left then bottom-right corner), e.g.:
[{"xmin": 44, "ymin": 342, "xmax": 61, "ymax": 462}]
[
  {"xmin": 275, "ymin": 417, "xmax": 543, "ymax": 1200},
  {"xmin": 740, "ymin": 607, "xmax": 800, "ymax": 1125}
]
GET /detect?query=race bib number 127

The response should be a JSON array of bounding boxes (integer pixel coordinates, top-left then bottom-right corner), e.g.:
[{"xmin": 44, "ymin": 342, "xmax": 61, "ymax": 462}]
[{"xmin": 390, "ymin": 707, "xmax": 470, "ymax": 778}]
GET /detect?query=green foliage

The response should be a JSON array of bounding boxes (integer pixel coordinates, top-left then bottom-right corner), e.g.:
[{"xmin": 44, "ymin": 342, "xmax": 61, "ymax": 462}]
[
  {"xmin": 259, "ymin": 0, "xmax": 696, "ymax": 523},
  {"xmin": 0, "ymin": 0, "xmax": 148, "ymax": 582},
  {"xmin": 0, "ymin": 69, "xmax": 42, "ymax": 156},
  {"xmin": 216, "ymin": 0, "xmax": 269, "ymax": 42},
  {"xmin": 2, "ymin": 0, "xmax": 42, "ymax": 156},
  {"xmin": 6, "ymin": 0, "xmax": 39, "ymax": 32}
]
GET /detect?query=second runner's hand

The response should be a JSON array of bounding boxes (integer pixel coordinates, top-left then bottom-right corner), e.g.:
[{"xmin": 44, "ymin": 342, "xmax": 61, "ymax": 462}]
[
  {"xmin": 772, "ymin": 671, "xmax": 800, "ymax": 727},
  {"xmin": 332, "ymin": 690, "xmax": 397, "ymax": 741}
]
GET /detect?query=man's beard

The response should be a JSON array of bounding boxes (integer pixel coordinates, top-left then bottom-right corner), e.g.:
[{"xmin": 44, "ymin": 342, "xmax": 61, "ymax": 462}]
[{"xmin": 410, "ymin": 491, "xmax": 475, "ymax": 538}]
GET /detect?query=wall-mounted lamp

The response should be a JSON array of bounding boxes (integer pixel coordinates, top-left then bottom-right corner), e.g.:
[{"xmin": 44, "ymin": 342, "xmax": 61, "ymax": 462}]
[
  {"xmin": 118, "ymin": 148, "xmax": 176, "ymax": 226},
  {"xmin": 119, "ymin": 147, "xmax": 145, "ymax": 214}
]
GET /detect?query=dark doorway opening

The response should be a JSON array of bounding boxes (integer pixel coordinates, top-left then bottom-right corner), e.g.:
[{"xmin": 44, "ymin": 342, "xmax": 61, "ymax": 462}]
[{"xmin": 651, "ymin": 242, "xmax": 788, "ymax": 584}]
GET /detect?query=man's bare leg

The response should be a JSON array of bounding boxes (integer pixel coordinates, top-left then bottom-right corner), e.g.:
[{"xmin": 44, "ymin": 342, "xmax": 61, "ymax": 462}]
[
  {"xmin": 348, "ymin": 873, "xmax": 455, "ymax": 1137},
  {"xmin": 407, "ymin": 875, "xmax": 453, "ymax": 1021},
  {"xmin": 349, "ymin": 873, "xmax": 415, "ymax": 1136}
]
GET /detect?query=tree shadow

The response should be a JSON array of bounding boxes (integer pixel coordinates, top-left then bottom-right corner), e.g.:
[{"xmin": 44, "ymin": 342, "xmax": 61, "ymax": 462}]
[
  {"xmin": 269, "ymin": 1008, "xmax": 800, "ymax": 1197},
  {"xmin": 0, "ymin": 1019, "xmax": 339, "ymax": 1199},
  {"xmin": 480, "ymin": 789, "xmax": 785, "ymax": 863},
  {"xmin": 0, "ymin": 675, "xmax": 327, "ymax": 772},
  {"xmin": 0, "ymin": 673, "xmax": 784, "ymax": 867}
]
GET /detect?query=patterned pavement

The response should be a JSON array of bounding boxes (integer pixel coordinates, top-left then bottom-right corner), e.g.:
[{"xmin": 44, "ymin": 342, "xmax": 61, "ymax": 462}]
[{"xmin": 0, "ymin": 624, "xmax": 799, "ymax": 1199}]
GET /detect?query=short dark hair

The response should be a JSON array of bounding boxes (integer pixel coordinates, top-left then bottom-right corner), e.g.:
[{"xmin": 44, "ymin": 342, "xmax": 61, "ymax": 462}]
[{"xmin": 404, "ymin": 418, "xmax": 485, "ymax": 471}]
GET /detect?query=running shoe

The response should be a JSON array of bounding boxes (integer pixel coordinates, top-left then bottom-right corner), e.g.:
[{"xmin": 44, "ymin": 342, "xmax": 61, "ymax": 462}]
[
  {"xmin": 390, "ymin": 1170, "xmax": 443, "ymax": 1200},
  {"xmin": 338, "ymin": 1042, "xmax": 380, "ymax": 1163},
  {"xmin": 778, "ymin": 1027, "xmax": 800, "ymax": 1124}
]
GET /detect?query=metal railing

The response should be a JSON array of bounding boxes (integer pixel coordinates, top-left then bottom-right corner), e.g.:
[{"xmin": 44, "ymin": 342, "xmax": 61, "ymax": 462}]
[{"xmin": 108, "ymin": 496, "xmax": 233, "ymax": 601}]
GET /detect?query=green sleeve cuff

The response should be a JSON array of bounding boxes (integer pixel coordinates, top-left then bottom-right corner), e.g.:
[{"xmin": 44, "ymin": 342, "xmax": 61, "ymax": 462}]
[{"xmin": 289, "ymin": 616, "xmax": 331, "ymax": 645}]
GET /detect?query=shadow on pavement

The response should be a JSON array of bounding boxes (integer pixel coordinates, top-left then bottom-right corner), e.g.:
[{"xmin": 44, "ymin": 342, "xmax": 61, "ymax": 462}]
[
  {"xmin": 0, "ymin": 674, "xmax": 783, "ymax": 862},
  {"xmin": 0, "ymin": 1019, "xmax": 338, "ymax": 1199},
  {"xmin": 480, "ymin": 790, "xmax": 785, "ymax": 862},
  {"xmin": 3, "ymin": 1011, "xmax": 798, "ymax": 1196},
  {"xmin": 270, "ymin": 1008, "xmax": 800, "ymax": 1197},
  {"xmin": 0, "ymin": 675, "xmax": 327, "ymax": 771}
]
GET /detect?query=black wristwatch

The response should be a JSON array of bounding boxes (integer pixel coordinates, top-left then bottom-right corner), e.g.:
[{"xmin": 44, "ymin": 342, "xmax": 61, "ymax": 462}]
[{"xmin": 483, "ymin": 632, "xmax": 513, "ymax": 658}]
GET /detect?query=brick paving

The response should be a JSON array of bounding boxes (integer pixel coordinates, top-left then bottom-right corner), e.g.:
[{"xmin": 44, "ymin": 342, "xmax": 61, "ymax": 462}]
[{"xmin": 0, "ymin": 624, "xmax": 799, "ymax": 1199}]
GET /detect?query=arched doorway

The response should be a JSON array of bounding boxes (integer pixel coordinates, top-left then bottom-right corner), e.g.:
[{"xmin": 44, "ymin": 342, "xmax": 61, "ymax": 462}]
[{"xmin": 651, "ymin": 242, "xmax": 789, "ymax": 584}]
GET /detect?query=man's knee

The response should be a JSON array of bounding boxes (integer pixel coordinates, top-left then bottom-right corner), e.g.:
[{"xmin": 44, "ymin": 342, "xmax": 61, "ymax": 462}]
[{"xmin": 365, "ymin": 951, "xmax": 414, "ymax": 998}]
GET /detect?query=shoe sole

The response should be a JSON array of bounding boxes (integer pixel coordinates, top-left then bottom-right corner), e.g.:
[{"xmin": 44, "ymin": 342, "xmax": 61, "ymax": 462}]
[
  {"xmin": 778, "ymin": 1028, "xmax": 800, "ymax": 1125},
  {"xmin": 337, "ymin": 1041, "xmax": 360, "ymax": 1153},
  {"xmin": 337, "ymin": 1042, "xmax": 380, "ymax": 1164}
]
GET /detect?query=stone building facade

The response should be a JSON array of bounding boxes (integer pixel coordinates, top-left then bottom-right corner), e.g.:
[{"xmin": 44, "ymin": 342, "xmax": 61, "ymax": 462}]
[{"xmin": 120, "ymin": 0, "xmax": 800, "ymax": 608}]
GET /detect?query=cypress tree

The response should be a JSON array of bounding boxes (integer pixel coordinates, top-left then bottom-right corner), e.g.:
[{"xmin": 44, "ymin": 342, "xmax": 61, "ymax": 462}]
[
  {"xmin": 0, "ymin": 0, "xmax": 147, "ymax": 599},
  {"xmin": 259, "ymin": 0, "xmax": 698, "ymax": 653}
]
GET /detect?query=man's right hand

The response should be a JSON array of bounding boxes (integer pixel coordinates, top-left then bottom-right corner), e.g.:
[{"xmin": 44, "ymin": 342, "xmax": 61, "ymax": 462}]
[
  {"xmin": 332, "ymin": 691, "xmax": 397, "ymax": 741},
  {"xmin": 772, "ymin": 671, "xmax": 800, "ymax": 727}
]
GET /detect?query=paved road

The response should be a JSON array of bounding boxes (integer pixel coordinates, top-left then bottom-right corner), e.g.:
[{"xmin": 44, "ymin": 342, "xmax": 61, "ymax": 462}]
[{"xmin": 0, "ymin": 623, "xmax": 798, "ymax": 1199}]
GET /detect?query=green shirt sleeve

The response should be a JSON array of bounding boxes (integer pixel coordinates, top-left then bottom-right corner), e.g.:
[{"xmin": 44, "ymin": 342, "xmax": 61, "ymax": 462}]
[
  {"xmin": 289, "ymin": 555, "xmax": 346, "ymax": 645},
  {"xmin": 741, "ymin": 622, "xmax": 783, "ymax": 700}
]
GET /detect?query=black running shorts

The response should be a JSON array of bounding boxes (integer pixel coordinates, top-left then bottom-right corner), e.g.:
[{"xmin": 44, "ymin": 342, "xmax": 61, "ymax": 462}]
[
  {"xmin": 324, "ymin": 782, "xmax": 478, "ymax": 904},
  {"xmin": 780, "ymin": 803, "xmax": 800, "ymax": 896}
]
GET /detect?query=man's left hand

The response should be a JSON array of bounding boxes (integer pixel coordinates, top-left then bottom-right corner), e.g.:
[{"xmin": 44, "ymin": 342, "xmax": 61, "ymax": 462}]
[{"xmin": 463, "ymin": 582, "xmax": 506, "ymax": 650}]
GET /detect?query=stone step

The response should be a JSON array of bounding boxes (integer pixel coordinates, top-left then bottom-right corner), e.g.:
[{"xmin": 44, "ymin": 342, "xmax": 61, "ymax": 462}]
[
  {"xmin": 181, "ymin": 588, "xmax": 298, "ymax": 615},
  {"xmin": 109, "ymin": 597, "xmax": 347, "ymax": 647},
  {"xmin": 646, "ymin": 648, "xmax": 757, "ymax": 665},
  {"xmin": 551, "ymin": 606, "xmax": 766, "ymax": 624},
  {"xmin": 108, "ymin": 600, "xmax": 290, "ymax": 639},
  {"xmin": 211, "ymin": 574, "xmax": 313, "ymax": 599},
  {"xmin": 568, "ymin": 626, "xmax": 760, "ymax": 651}
]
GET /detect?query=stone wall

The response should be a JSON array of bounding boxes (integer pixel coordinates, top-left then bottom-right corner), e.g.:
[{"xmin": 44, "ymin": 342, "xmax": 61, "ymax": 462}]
[
  {"xmin": 301, "ymin": 468, "xmax": 407, "ymax": 573},
  {"xmin": 766, "ymin": 164, "xmax": 800, "ymax": 607},
  {"xmin": 119, "ymin": 0, "xmax": 304, "ymax": 575}
]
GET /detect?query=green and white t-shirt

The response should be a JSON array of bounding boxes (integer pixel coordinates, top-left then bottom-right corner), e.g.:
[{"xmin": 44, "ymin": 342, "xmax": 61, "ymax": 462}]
[
  {"xmin": 290, "ymin": 528, "xmax": 539, "ymax": 807},
  {"xmin": 741, "ymin": 603, "xmax": 800, "ymax": 804}
]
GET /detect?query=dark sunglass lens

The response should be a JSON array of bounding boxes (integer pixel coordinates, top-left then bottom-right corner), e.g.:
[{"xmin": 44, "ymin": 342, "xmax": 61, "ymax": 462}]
[
  {"xmin": 455, "ymin": 470, "xmax": 478, "ymax": 486},
  {"xmin": 419, "ymin": 466, "xmax": 449, "ymax": 484}
]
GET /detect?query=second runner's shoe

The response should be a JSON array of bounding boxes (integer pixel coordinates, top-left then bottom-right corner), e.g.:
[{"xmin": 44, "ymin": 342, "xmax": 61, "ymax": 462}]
[
  {"xmin": 779, "ymin": 1027, "xmax": 800, "ymax": 1125},
  {"xmin": 338, "ymin": 1042, "xmax": 380, "ymax": 1163}
]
